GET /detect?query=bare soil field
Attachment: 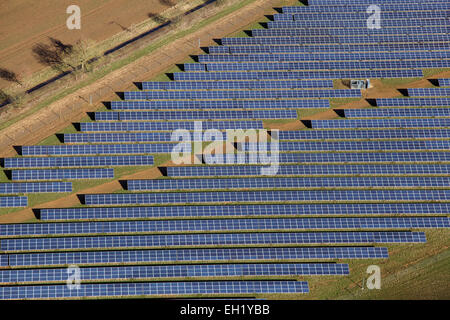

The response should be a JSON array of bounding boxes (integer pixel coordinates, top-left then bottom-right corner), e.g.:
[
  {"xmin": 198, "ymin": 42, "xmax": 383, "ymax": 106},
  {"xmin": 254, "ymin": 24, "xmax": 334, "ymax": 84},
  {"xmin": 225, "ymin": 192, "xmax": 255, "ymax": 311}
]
[{"xmin": 0, "ymin": 0, "xmax": 172, "ymax": 88}]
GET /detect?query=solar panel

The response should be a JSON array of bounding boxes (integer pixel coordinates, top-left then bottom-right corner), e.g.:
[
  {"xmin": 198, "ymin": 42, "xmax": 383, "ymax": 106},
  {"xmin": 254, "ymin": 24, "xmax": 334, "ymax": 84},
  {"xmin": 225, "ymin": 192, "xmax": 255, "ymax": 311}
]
[
  {"xmin": 0, "ymin": 197, "xmax": 27, "ymax": 208},
  {"xmin": 122, "ymin": 90, "xmax": 360, "ymax": 100},
  {"xmin": 0, "ymin": 232, "xmax": 425, "ymax": 252},
  {"xmin": 83, "ymin": 190, "xmax": 448, "ymax": 205},
  {"xmin": 438, "ymin": 79, "xmax": 450, "ymax": 87},
  {"xmin": 2, "ymin": 156, "xmax": 154, "ymax": 168},
  {"xmin": 310, "ymin": 0, "xmax": 447, "ymax": 5},
  {"xmin": 283, "ymin": 3, "xmax": 450, "ymax": 13},
  {"xmin": 125, "ymin": 176, "xmax": 449, "ymax": 191},
  {"xmin": 278, "ymin": 11, "xmax": 449, "ymax": 21},
  {"xmin": 0, "ymin": 281, "xmax": 309, "ymax": 299},
  {"xmin": 39, "ymin": 203, "xmax": 450, "ymax": 221},
  {"xmin": 1, "ymin": 218, "xmax": 447, "ymax": 237},
  {"xmin": 11, "ymin": 169, "xmax": 114, "ymax": 181},
  {"xmin": 63, "ymin": 133, "xmax": 225, "ymax": 143},
  {"xmin": 253, "ymin": 26, "xmax": 450, "ymax": 37},
  {"xmin": 376, "ymin": 98, "xmax": 450, "ymax": 107},
  {"xmin": 339, "ymin": 108, "xmax": 450, "ymax": 118},
  {"xmin": 6, "ymin": 247, "xmax": 388, "ymax": 267},
  {"xmin": 110, "ymin": 100, "xmax": 330, "ymax": 110},
  {"xmin": 201, "ymin": 60, "xmax": 450, "ymax": 71},
  {"xmin": 174, "ymin": 70, "xmax": 423, "ymax": 81},
  {"xmin": 20, "ymin": 144, "xmax": 187, "ymax": 156},
  {"xmin": 268, "ymin": 19, "xmax": 447, "ymax": 28},
  {"xmin": 80, "ymin": 121, "xmax": 264, "ymax": 132},
  {"xmin": 199, "ymin": 51, "xmax": 450, "ymax": 63},
  {"xmin": 166, "ymin": 164, "xmax": 450, "ymax": 177},
  {"xmin": 0, "ymin": 182, "xmax": 72, "ymax": 194},
  {"xmin": 141, "ymin": 80, "xmax": 334, "ymax": 90},
  {"xmin": 276, "ymin": 152, "xmax": 450, "ymax": 164},
  {"xmin": 0, "ymin": 263, "xmax": 349, "ymax": 284},
  {"xmin": 407, "ymin": 88, "xmax": 450, "ymax": 97},
  {"xmin": 94, "ymin": 110, "xmax": 298, "ymax": 120},
  {"xmin": 278, "ymin": 129, "xmax": 450, "ymax": 140},
  {"xmin": 310, "ymin": 119, "xmax": 450, "ymax": 129}
]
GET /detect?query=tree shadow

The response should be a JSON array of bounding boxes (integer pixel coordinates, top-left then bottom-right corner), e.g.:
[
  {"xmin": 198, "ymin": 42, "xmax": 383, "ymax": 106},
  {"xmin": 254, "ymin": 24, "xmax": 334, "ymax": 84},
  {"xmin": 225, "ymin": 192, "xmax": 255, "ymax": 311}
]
[
  {"xmin": 148, "ymin": 12, "xmax": 168, "ymax": 24},
  {"xmin": 0, "ymin": 68, "xmax": 21, "ymax": 85},
  {"xmin": 31, "ymin": 37, "xmax": 73, "ymax": 73}
]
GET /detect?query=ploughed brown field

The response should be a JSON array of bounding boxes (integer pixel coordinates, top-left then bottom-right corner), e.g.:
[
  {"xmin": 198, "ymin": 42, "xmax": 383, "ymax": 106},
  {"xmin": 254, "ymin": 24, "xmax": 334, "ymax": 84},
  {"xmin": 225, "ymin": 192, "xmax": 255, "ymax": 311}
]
[{"xmin": 0, "ymin": 0, "xmax": 172, "ymax": 88}]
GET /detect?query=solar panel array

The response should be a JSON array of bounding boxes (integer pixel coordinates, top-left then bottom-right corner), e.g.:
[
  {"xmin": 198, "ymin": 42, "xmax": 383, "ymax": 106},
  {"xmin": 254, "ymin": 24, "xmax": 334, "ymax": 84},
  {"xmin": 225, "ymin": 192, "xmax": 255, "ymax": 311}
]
[{"xmin": 2, "ymin": 0, "xmax": 450, "ymax": 300}]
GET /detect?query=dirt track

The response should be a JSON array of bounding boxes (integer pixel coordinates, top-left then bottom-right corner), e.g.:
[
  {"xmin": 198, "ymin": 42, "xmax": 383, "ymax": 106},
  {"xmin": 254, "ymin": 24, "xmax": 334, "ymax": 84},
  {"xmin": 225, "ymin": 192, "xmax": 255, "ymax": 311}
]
[{"xmin": 0, "ymin": 0, "xmax": 174, "ymax": 88}]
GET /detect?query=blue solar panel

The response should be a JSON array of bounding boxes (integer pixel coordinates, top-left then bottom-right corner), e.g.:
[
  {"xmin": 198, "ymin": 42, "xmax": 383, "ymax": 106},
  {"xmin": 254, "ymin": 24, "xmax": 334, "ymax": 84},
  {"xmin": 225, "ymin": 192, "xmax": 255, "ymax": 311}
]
[
  {"xmin": 310, "ymin": 0, "xmax": 447, "ymax": 5},
  {"xmin": 278, "ymin": 129, "xmax": 450, "ymax": 140},
  {"xmin": 0, "ymin": 197, "xmax": 27, "ymax": 208},
  {"xmin": 20, "ymin": 144, "xmax": 187, "ymax": 156},
  {"xmin": 94, "ymin": 110, "xmax": 298, "ymax": 120},
  {"xmin": 339, "ymin": 108, "xmax": 450, "ymax": 118},
  {"xmin": 63, "ymin": 133, "xmax": 224, "ymax": 143},
  {"xmin": 276, "ymin": 152, "xmax": 450, "ymax": 164},
  {"xmin": 275, "ymin": 11, "xmax": 449, "ymax": 21},
  {"xmin": 80, "ymin": 121, "xmax": 264, "ymax": 132},
  {"xmin": 0, "ymin": 232, "xmax": 425, "ymax": 252},
  {"xmin": 39, "ymin": 203, "xmax": 450, "ymax": 221},
  {"xmin": 310, "ymin": 119, "xmax": 450, "ymax": 129},
  {"xmin": 438, "ymin": 79, "xmax": 450, "ymax": 87},
  {"xmin": 216, "ymin": 43, "xmax": 449, "ymax": 54},
  {"xmin": 125, "ymin": 177, "xmax": 448, "ymax": 191},
  {"xmin": 268, "ymin": 17, "xmax": 447, "ymax": 27},
  {"xmin": 6, "ymin": 247, "xmax": 388, "ymax": 267},
  {"xmin": 199, "ymin": 51, "xmax": 450, "ymax": 63},
  {"xmin": 11, "ymin": 169, "xmax": 114, "ymax": 181},
  {"xmin": 141, "ymin": 80, "xmax": 334, "ymax": 90},
  {"xmin": 1, "ymin": 218, "xmax": 447, "ymax": 237},
  {"xmin": 83, "ymin": 190, "xmax": 448, "ymax": 205},
  {"xmin": 166, "ymin": 164, "xmax": 450, "ymax": 177},
  {"xmin": 407, "ymin": 88, "xmax": 450, "ymax": 97},
  {"xmin": 200, "ymin": 60, "xmax": 450, "ymax": 71},
  {"xmin": 0, "ymin": 281, "xmax": 309, "ymax": 299},
  {"xmin": 283, "ymin": 3, "xmax": 450, "ymax": 13},
  {"xmin": 2, "ymin": 156, "xmax": 154, "ymax": 168},
  {"xmin": 110, "ymin": 100, "xmax": 330, "ymax": 110},
  {"xmin": 0, "ymin": 182, "xmax": 72, "ymax": 194},
  {"xmin": 0, "ymin": 264, "xmax": 348, "ymax": 284},
  {"xmin": 221, "ymin": 34, "xmax": 450, "ymax": 45},
  {"xmin": 174, "ymin": 70, "xmax": 423, "ymax": 81},
  {"xmin": 376, "ymin": 98, "xmax": 450, "ymax": 107},
  {"xmin": 253, "ymin": 27, "xmax": 450, "ymax": 37}
]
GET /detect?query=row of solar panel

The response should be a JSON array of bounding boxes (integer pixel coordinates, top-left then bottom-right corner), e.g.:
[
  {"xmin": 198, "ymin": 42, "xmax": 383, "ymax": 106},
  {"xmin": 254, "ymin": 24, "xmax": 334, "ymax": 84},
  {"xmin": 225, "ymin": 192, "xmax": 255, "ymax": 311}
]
[
  {"xmin": 198, "ymin": 51, "xmax": 450, "ymax": 63},
  {"xmin": 173, "ymin": 70, "xmax": 424, "ymax": 81},
  {"xmin": 375, "ymin": 98, "xmax": 450, "ymax": 107},
  {"xmin": 2, "ymin": 218, "xmax": 447, "ymax": 237},
  {"xmin": 277, "ymin": 129, "xmax": 450, "ymax": 140},
  {"xmin": 310, "ymin": 119, "xmax": 450, "ymax": 128},
  {"xmin": 62, "ymin": 129, "xmax": 450, "ymax": 144},
  {"xmin": 11, "ymin": 169, "xmax": 114, "ymax": 181},
  {"xmin": 17, "ymin": 140, "xmax": 450, "ymax": 156},
  {"xmin": 185, "ymin": 60, "xmax": 450, "ymax": 72},
  {"xmin": 0, "ymin": 247, "xmax": 388, "ymax": 268},
  {"xmin": 122, "ymin": 90, "xmax": 361, "ymax": 100},
  {"xmin": 80, "ymin": 121, "xmax": 264, "ymax": 132},
  {"xmin": 407, "ymin": 88, "xmax": 450, "ymax": 97},
  {"xmin": 274, "ymin": 11, "xmax": 448, "ymax": 21},
  {"xmin": 0, "ymin": 281, "xmax": 309, "ymax": 299},
  {"xmin": 221, "ymin": 34, "xmax": 450, "ymax": 45},
  {"xmin": 339, "ymin": 108, "xmax": 450, "ymax": 118},
  {"xmin": 253, "ymin": 27, "xmax": 450, "ymax": 37},
  {"xmin": 0, "ymin": 197, "xmax": 27, "ymax": 208},
  {"xmin": 267, "ymin": 19, "xmax": 448, "ymax": 29},
  {"xmin": 283, "ymin": 2, "xmax": 450, "ymax": 13},
  {"xmin": 94, "ymin": 110, "xmax": 298, "ymax": 120},
  {"xmin": 165, "ymin": 164, "xmax": 450, "ymax": 177},
  {"xmin": 0, "ymin": 264, "xmax": 349, "ymax": 284},
  {"xmin": 110, "ymin": 100, "xmax": 331, "ymax": 110},
  {"xmin": 0, "ymin": 182, "xmax": 72, "ymax": 194},
  {"xmin": 125, "ymin": 177, "xmax": 450, "ymax": 191},
  {"xmin": 141, "ymin": 80, "xmax": 334, "ymax": 90},
  {"xmin": 309, "ymin": 0, "xmax": 447, "ymax": 6},
  {"xmin": 37, "ymin": 203, "xmax": 450, "ymax": 221},
  {"xmin": 209, "ymin": 43, "xmax": 449, "ymax": 54},
  {"xmin": 83, "ymin": 190, "xmax": 449, "ymax": 205},
  {"xmin": 438, "ymin": 79, "xmax": 450, "ymax": 86},
  {"xmin": 0, "ymin": 232, "xmax": 426, "ymax": 252},
  {"xmin": 2, "ymin": 156, "xmax": 154, "ymax": 168}
]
